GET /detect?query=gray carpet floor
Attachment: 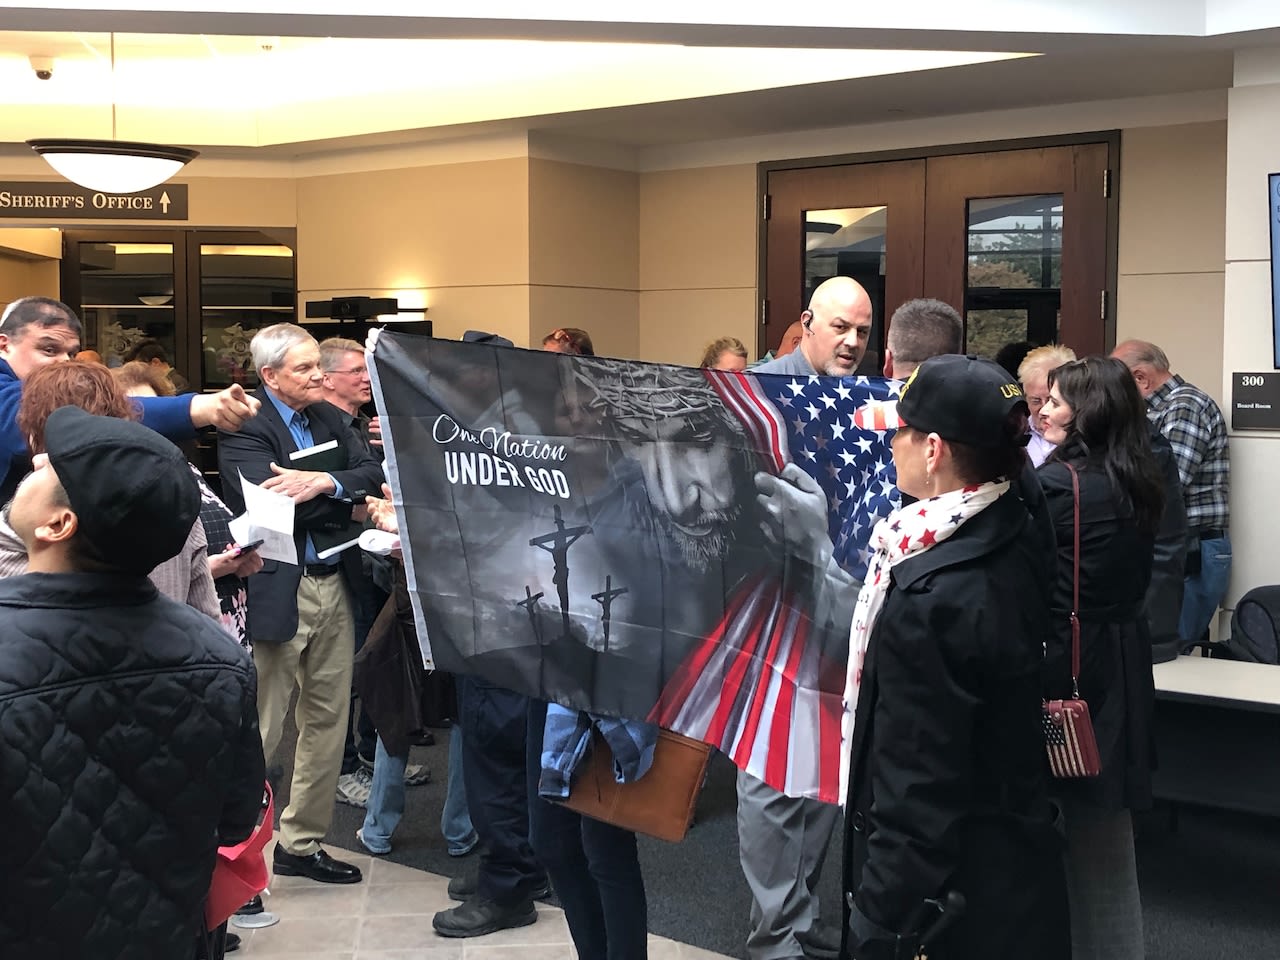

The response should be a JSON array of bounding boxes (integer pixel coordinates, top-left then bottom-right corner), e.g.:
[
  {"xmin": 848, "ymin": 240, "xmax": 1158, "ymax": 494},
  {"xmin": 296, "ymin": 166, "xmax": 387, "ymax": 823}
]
[{"xmin": 272, "ymin": 721, "xmax": 1280, "ymax": 958}]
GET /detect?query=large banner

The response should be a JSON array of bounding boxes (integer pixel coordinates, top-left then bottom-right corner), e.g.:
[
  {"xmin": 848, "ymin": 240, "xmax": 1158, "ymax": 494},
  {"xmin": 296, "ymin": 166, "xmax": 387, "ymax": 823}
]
[{"xmin": 368, "ymin": 333, "xmax": 900, "ymax": 802}]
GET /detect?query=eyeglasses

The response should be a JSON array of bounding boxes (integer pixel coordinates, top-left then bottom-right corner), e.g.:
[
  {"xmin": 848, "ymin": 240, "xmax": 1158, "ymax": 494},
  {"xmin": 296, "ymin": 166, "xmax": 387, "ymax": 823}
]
[{"xmin": 329, "ymin": 366, "xmax": 369, "ymax": 378}]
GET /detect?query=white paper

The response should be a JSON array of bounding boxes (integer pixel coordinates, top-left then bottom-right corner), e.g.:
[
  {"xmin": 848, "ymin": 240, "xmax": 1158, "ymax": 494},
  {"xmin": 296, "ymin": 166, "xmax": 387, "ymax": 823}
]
[{"xmin": 229, "ymin": 471, "xmax": 299, "ymax": 566}]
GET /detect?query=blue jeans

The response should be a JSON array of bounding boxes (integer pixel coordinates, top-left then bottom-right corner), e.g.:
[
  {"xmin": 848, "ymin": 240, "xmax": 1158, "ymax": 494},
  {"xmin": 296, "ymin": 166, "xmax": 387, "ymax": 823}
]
[
  {"xmin": 360, "ymin": 737, "xmax": 405, "ymax": 854},
  {"xmin": 442, "ymin": 725, "xmax": 478, "ymax": 855},
  {"xmin": 526, "ymin": 700, "xmax": 648, "ymax": 960},
  {"xmin": 1179, "ymin": 534, "xmax": 1232, "ymax": 643}
]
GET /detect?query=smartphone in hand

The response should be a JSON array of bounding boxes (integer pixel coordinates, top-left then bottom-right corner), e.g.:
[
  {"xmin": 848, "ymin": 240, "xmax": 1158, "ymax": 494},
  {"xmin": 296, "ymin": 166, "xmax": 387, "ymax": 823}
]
[{"xmin": 231, "ymin": 539, "xmax": 265, "ymax": 557}]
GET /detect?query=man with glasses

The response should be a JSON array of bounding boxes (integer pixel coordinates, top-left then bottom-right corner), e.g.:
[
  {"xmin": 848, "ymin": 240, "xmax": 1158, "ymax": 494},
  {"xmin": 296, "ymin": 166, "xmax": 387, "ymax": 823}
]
[{"xmin": 318, "ymin": 338, "xmax": 431, "ymax": 811}]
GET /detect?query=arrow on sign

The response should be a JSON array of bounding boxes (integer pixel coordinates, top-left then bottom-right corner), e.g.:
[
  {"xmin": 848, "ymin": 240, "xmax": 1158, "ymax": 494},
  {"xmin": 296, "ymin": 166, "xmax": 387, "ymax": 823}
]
[{"xmin": 160, "ymin": 192, "xmax": 170, "ymax": 213}]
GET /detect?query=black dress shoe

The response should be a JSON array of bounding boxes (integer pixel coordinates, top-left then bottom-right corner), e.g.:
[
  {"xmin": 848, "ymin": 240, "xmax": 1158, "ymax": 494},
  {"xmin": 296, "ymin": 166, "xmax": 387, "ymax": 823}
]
[
  {"xmin": 224, "ymin": 932, "xmax": 241, "ymax": 953},
  {"xmin": 272, "ymin": 846, "xmax": 363, "ymax": 884}
]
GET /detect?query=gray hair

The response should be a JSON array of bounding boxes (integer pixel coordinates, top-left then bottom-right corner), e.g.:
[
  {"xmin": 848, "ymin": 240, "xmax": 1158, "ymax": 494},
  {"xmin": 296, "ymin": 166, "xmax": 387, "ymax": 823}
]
[
  {"xmin": 318, "ymin": 337, "xmax": 365, "ymax": 373},
  {"xmin": 885, "ymin": 298, "xmax": 962, "ymax": 364},
  {"xmin": 251, "ymin": 323, "xmax": 314, "ymax": 374},
  {"xmin": 0, "ymin": 296, "xmax": 82, "ymax": 340},
  {"xmin": 1018, "ymin": 344, "xmax": 1077, "ymax": 384},
  {"xmin": 1113, "ymin": 339, "xmax": 1170, "ymax": 373}
]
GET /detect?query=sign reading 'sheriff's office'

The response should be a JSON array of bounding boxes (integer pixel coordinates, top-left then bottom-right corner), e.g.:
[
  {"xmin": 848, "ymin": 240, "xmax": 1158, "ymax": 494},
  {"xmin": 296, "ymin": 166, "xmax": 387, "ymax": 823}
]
[
  {"xmin": 0, "ymin": 181, "xmax": 188, "ymax": 220},
  {"xmin": 1231, "ymin": 372, "xmax": 1280, "ymax": 429}
]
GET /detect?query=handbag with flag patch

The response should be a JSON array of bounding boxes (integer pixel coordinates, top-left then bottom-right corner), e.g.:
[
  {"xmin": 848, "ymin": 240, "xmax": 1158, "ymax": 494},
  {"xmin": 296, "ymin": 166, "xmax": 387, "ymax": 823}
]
[{"xmin": 1043, "ymin": 462, "xmax": 1101, "ymax": 779}]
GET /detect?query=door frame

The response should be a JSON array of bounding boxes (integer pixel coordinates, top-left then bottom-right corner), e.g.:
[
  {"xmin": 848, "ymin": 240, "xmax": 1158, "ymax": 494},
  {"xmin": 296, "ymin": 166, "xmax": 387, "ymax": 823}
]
[{"xmin": 756, "ymin": 130, "xmax": 1122, "ymax": 358}]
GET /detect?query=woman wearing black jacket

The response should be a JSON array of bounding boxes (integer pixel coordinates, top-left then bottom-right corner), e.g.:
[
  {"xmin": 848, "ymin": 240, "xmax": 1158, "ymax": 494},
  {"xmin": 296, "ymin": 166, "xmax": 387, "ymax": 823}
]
[
  {"xmin": 842, "ymin": 355, "xmax": 1068, "ymax": 960},
  {"xmin": 1038, "ymin": 356, "xmax": 1164, "ymax": 960}
]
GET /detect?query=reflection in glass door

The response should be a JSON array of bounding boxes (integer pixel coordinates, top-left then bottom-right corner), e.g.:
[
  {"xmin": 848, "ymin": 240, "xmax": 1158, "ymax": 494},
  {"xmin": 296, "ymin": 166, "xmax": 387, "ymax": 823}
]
[
  {"xmin": 77, "ymin": 241, "xmax": 178, "ymax": 367},
  {"xmin": 805, "ymin": 206, "xmax": 887, "ymax": 367},
  {"xmin": 199, "ymin": 243, "xmax": 296, "ymax": 389},
  {"xmin": 964, "ymin": 195, "xmax": 1063, "ymax": 358}
]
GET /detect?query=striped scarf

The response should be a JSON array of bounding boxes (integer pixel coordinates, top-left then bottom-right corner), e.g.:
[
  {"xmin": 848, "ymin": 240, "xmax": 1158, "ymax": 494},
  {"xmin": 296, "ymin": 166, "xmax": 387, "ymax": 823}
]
[{"xmin": 839, "ymin": 479, "xmax": 1009, "ymax": 804}]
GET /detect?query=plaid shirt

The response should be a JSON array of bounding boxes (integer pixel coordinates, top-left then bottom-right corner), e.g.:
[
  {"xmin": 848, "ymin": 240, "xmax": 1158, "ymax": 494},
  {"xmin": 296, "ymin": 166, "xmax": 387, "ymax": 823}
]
[{"xmin": 1147, "ymin": 374, "xmax": 1230, "ymax": 534}]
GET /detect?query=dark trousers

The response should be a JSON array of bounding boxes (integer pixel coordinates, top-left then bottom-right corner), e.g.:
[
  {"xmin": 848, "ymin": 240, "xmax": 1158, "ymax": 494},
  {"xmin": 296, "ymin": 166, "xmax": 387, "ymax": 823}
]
[
  {"xmin": 457, "ymin": 675, "xmax": 544, "ymax": 906},
  {"xmin": 526, "ymin": 700, "xmax": 648, "ymax": 960},
  {"xmin": 342, "ymin": 574, "xmax": 386, "ymax": 773}
]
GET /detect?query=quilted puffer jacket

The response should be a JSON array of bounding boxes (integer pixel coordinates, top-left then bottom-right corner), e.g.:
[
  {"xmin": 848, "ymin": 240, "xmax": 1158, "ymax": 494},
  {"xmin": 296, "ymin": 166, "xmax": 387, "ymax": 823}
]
[{"xmin": 0, "ymin": 572, "xmax": 266, "ymax": 960}]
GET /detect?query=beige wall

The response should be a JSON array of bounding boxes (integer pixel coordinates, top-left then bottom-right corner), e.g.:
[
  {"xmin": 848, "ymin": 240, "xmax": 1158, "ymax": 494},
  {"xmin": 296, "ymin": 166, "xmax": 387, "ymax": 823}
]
[
  {"xmin": 0, "ymin": 251, "xmax": 59, "ymax": 305},
  {"xmin": 295, "ymin": 158, "xmax": 530, "ymax": 346},
  {"xmin": 528, "ymin": 159, "xmax": 639, "ymax": 358},
  {"xmin": 638, "ymin": 164, "xmax": 757, "ymax": 366},
  {"xmin": 1220, "ymin": 47, "xmax": 1280, "ymax": 611},
  {"xmin": 1116, "ymin": 120, "xmax": 1228, "ymax": 404}
]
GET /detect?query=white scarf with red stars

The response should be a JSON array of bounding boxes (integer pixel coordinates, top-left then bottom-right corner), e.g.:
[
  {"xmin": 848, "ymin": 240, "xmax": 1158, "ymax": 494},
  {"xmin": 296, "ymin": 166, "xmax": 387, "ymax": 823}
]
[{"xmin": 838, "ymin": 478, "xmax": 1009, "ymax": 805}]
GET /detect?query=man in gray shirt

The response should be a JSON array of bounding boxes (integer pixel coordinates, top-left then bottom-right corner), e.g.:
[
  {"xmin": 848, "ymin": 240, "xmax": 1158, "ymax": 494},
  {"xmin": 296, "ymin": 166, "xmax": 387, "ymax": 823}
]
[{"xmin": 738, "ymin": 276, "xmax": 873, "ymax": 960}]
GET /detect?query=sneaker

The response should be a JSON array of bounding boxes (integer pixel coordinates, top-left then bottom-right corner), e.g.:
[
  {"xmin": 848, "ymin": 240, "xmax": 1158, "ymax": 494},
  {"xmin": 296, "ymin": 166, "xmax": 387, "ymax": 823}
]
[
  {"xmin": 356, "ymin": 827, "xmax": 389, "ymax": 856},
  {"xmin": 335, "ymin": 768, "xmax": 372, "ymax": 808},
  {"xmin": 356, "ymin": 753, "xmax": 432, "ymax": 786},
  {"xmin": 432, "ymin": 898, "xmax": 537, "ymax": 938}
]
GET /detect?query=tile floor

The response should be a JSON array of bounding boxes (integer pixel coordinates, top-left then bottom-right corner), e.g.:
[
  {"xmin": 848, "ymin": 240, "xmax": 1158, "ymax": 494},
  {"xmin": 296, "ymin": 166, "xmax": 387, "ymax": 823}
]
[{"xmin": 233, "ymin": 839, "xmax": 735, "ymax": 960}]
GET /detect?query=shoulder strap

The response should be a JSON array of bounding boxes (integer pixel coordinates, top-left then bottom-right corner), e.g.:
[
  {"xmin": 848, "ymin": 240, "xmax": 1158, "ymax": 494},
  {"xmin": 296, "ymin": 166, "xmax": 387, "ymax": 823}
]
[{"xmin": 1065, "ymin": 462, "xmax": 1082, "ymax": 698}]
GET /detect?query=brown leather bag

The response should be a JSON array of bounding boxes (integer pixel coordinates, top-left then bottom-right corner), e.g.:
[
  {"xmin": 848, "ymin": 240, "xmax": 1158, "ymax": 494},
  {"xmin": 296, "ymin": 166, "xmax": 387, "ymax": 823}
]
[{"xmin": 560, "ymin": 728, "xmax": 712, "ymax": 843}]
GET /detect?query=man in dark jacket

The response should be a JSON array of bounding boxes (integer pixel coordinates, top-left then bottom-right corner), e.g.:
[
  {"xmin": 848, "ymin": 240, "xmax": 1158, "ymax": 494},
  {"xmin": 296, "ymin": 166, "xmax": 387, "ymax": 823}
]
[
  {"xmin": 218, "ymin": 322, "xmax": 384, "ymax": 885},
  {"xmin": 0, "ymin": 407, "xmax": 264, "ymax": 960}
]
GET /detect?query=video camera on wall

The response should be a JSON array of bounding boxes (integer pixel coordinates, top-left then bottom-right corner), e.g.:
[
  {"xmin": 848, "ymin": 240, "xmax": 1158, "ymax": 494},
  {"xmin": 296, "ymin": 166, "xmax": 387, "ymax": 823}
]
[{"xmin": 302, "ymin": 296, "xmax": 431, "ymax": 344}]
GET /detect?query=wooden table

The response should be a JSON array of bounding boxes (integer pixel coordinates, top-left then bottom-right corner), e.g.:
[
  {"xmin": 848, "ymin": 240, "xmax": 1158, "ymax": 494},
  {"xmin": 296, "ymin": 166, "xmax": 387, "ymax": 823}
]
[{"xmin": 1151, "ymin": 655, "xmax": 1280, "ymax": 816}]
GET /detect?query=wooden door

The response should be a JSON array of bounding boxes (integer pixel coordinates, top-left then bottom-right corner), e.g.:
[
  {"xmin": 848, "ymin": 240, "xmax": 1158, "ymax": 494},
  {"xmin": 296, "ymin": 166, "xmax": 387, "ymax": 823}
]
[
  {"xmin": 764, "ymin": 160, "xmax": 925, "ymax": 366},
  {"xmin": 762, "ymin": 137, "xmax": 1114, "ymax": 361}
]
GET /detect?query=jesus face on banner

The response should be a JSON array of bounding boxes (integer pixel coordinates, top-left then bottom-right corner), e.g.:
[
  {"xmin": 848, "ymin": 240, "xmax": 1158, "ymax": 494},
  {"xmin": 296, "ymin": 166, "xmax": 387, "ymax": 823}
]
[{"xmin": 615, "ymin": 414, "xmax": 744, "ymax": 570}]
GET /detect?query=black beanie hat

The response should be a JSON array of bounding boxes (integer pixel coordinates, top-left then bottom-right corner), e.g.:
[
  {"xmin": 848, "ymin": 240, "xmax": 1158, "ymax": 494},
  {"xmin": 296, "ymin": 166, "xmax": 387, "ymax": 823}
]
[{"xmin": 44, "ymin": 406, "xmax": 199, "ymax": 575}]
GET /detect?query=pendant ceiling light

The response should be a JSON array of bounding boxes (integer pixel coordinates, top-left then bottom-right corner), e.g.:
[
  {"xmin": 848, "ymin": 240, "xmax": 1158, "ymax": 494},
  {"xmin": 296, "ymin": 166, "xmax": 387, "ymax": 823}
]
[{"xmin": 26, "ymin": 34, "xmax": 198, "ymax": 195}]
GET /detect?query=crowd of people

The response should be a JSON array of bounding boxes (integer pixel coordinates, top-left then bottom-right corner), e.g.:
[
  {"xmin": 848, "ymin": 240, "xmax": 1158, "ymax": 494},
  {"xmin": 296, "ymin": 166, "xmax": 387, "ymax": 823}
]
[{"xmin": 0, "ymin": 284, "xmax": 1232, "ymax": 960}]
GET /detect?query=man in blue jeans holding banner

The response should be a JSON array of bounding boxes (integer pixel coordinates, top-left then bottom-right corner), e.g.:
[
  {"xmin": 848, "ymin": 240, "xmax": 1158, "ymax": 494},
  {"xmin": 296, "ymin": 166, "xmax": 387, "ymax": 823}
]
[{"xmin": 1114, "ymin": 340, "xmax": 1231, "ymax": 643}]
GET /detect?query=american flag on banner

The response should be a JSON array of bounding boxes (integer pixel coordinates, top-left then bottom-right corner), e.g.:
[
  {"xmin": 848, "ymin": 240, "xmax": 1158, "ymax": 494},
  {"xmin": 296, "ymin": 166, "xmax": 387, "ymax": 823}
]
[{"xmin": 650, "ymin": 371, "xmax": 901, "ymax": 803}]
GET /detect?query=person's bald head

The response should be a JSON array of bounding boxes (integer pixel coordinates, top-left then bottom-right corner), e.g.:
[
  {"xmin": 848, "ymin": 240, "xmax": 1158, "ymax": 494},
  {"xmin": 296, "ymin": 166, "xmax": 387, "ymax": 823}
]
[
  {"xmin": 800, "ymin": 276, "xmax": 873, "ymax": 376},
  {"xmin": 775, "ymin": 320, "xmax": 803, "ymax": 358},
  {"xmin": 1111, "ymin": 339, "xmax": 1171, "ymax": 397}
]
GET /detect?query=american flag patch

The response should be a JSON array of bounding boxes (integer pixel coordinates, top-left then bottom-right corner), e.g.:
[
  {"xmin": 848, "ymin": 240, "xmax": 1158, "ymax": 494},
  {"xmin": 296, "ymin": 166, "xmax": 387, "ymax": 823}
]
[{"xmin": 1042, "ymin": 699, "xmax": 1101, "ymax": 778}]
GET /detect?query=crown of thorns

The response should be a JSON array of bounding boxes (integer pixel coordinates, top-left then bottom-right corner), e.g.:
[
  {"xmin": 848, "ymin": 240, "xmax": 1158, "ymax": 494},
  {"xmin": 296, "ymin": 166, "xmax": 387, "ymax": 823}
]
[{"xmin": 570, "ymin": 360, "xmax": 740, "ymax": 434}]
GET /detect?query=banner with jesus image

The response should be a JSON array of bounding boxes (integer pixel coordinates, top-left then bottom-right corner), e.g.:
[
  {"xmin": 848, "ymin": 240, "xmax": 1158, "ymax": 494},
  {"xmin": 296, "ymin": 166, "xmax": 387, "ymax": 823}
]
[{"xmin": 367, "ymin": 332, "xmax": 901, "ymax": 803}]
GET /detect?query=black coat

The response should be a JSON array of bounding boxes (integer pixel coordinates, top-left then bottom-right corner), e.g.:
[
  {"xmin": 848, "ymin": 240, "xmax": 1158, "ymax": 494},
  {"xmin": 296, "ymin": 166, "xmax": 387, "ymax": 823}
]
[
  {"xmin": 1146, "ymin": 429, "xmax": 1188, "ymax": 664},
  {"xmin": 0, "ymin": 573, "xmax": 265, "ymax": 960},
  {"xmin": 842, "ymin": 492, "xmax": 1069, "ymax": 960},
  {"xmin": 217, "ymin": 389, "xmax": 385, "ymax": 644},
  {"xmin": 1039, "ymin": 457, "xmax": 1156, "ymax": 811}
]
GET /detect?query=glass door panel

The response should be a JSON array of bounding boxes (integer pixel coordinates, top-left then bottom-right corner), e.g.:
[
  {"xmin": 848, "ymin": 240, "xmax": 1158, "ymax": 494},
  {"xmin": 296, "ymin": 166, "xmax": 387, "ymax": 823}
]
[
  {"xmin": 199, "ymin": 243, "xmax": 295, "ymax": 388},
  {"xmin": 964, "ymin": 194, "xmax": 1063, "ymax": 357},
  {"xmin": 78, "ymin": 241, "xmax": 176, "ymax": 367}
]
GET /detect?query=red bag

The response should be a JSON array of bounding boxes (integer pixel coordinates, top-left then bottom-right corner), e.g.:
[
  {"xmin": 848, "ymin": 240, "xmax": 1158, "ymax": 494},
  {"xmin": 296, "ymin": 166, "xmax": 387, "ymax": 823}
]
[
  {"xmin": 205, "ymin": 783, "xmax": 274, "ymax": 930},
  {"xmin": 1043, "ymin": 463, "xmax": 1101, "ymax": 779}
]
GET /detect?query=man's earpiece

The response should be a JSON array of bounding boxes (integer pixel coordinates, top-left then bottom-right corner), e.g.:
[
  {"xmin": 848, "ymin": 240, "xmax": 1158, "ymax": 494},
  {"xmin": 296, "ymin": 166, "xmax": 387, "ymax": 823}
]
[{"xmin": 802, "ymin": 312, "xmax": 813, "ymax": 329}]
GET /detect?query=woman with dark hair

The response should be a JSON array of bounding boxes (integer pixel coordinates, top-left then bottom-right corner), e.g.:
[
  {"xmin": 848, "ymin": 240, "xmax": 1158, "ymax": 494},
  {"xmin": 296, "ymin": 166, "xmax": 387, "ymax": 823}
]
[
  {"xmin": 843, "ymin": 355, "xmax": 1068, "ymax": 960},
  {"xmin": 1038, "ymin": 355, "xmax": 1164, "ymax": 960}
]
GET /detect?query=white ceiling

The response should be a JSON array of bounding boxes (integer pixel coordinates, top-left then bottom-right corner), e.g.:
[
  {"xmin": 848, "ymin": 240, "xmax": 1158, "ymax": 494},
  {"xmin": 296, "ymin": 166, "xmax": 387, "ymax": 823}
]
[{"xmin": 0, "ymin": 5, "xmax": 1270, "ymax": 164}]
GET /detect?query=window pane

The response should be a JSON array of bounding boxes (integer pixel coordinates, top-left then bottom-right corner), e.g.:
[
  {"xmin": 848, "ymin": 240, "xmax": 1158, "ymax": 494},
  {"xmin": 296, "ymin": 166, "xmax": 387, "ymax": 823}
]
[
  {"xmin": 200, "ymin": 243, "xmax": 295, "ymax": 388},
  {"xmin": 965, "ymin": 195, "xmax": 1062, "ymax": 353},
  {"xmin": 805, "ymin": 206, "xmax": 886, "ymax": 372},
  {"xmin": 79, "ymin": 241, "xmax": 176, "ymax": 367}
]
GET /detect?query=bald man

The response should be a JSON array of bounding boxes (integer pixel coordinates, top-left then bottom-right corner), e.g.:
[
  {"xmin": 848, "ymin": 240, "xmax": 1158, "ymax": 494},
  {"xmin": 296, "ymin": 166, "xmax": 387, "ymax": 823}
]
[
  {"xmin": 735, "ymin": 276, "xmax": 874, "ymax": 960},
  {"xmin": 1112, "ymin": 339, "xmax": 1230, "ymax": 643}
]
